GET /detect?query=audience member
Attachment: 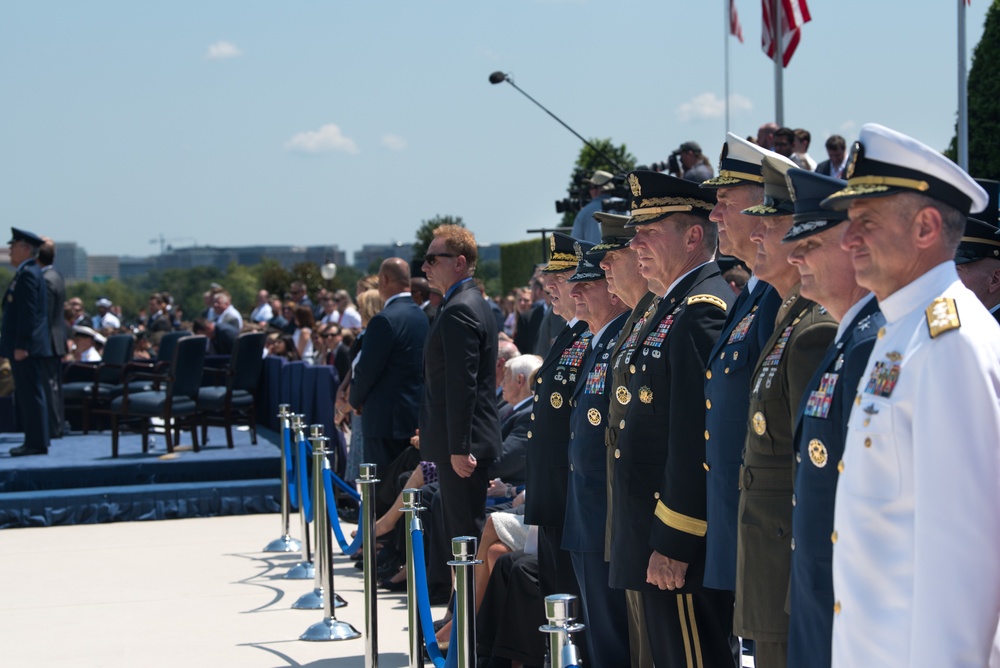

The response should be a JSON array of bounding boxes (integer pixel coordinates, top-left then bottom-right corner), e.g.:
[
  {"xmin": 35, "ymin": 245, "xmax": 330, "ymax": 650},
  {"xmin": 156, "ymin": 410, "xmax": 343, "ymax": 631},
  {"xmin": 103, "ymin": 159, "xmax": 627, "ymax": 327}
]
[
  {"xmin": 37, "ymin": 237, "xmax": 67, "ymax": 440},
  {"xmin": 815, "ymin": 134, "xmax": 848, "ymax": 178},
  {"xmin": 792, "ymin": 128, "xmax": 817, "ymax": 171},
  {"xmin": 249, "ymin": 289, "xmax": 273, "ymax": 325}
]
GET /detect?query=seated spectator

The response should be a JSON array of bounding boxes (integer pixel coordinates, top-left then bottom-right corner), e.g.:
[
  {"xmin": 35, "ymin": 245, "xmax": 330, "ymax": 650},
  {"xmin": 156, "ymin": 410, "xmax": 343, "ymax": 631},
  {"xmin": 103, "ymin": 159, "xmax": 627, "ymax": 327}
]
[
  {"xmin": 212, "ymin": 291, "xmax": 244, "ymax": 330},
  {"xmin": 192, "ymin": 317, "xmax": 238, "ymax": 355},
  {"xmin": 292, "ymin": 305, "xmax": 316, "ymax": 363},
  {"xmin": 334, "ymin": 289, "xmax": 363, "ymax": 332},
  {"xmin": 71, "ymin": 326, "xmax": 104, "ymax": 362},
  {"xmin": 249, "ymin": 289, "xmax": 273, "ymax": 326},
  {"xmin": 266, "ymin": 332, "xmax": 301, "ymax": 361},
  {"xmin": 67, "ymin": 296, "xmax": 89, "ymax": 327},
  {"xmin": 91, "ymin": 298, "xmax": 121, "ymax": 331},
  {"xmin": 146, "ymin": 293, "xmax": 172, "ymax": 333},
  {"xmin": 133, "ymin": 330, "xmax": 152, "ymax": 360},
  {"xmin": 318, "ymin": 293, "xmax": 340, "ymax": 325},
  {"xmin": 267, "ymin": 297, "xmax": 289, "ymax": 331}
]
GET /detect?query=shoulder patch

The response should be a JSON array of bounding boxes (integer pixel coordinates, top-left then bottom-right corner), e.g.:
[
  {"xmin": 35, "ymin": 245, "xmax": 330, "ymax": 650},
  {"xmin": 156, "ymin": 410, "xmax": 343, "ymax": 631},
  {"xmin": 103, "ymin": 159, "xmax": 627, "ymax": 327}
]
[
  {"xmin": 687, "ymin": 294, "xmax": 727, "ymax": 311},
  {"xmin": 926, "ymin": 297, "xmax": 961, "ymax": 338}
]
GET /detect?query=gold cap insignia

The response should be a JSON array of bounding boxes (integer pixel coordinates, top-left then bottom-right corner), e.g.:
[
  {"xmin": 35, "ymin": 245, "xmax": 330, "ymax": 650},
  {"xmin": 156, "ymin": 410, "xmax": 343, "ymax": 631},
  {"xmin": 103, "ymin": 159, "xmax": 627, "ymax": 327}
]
[
  {"xmin": 639, "ymin": 386, "xmax": 653, "ymax": 404},
  {"xmin": 752, "ymin": 411, "xmax": 767, "ymax": 436},
  {"xmin": 808, "ymin": 439, "xmax": 828, "ymax": 467},
  {"xmin": 616, "ymin": 385, "xmax": 631, "ymax": 405},
  {"xmin": 846, "ymin": 141, "xmax": 862, "ymax": 179},
  {"xmin": 629, "ymin": 173, "xmax": 641, "ymax": 197},
  {"xmin": 587, "ymin": 408, "xmax": 602, "ymax": 426},
  {"xmin": 550, "ymin": 236, "xmax": 556, "ymax": 252},
  {"xmin": 550, "ymin": 392, "xmax": 563, "ymax": 409},
  {"xmin": 926, "ymin": 297, "xmax": 961, "ymax": 338}
]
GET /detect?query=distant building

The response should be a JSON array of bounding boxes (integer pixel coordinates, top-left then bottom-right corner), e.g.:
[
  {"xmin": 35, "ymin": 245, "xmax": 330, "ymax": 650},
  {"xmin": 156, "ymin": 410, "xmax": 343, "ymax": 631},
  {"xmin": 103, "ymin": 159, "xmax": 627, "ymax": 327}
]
[
  {"xmin": 156, "ymin": 245, "xmax": 347, "ymax": 272},
  {"xmin": 53, "ymin": 242, "xmax": 88, "ymax": 282},
  {"xmin": 353, "ymin": 242, "xmax": 412, "ymax": 272},
  {"xmin": 87, "ymin": 256, "xmax": 120, "ymax": 282},
  {"xmin": 119, "ymin": 256, "xmax": 158, "ymax": 280}
]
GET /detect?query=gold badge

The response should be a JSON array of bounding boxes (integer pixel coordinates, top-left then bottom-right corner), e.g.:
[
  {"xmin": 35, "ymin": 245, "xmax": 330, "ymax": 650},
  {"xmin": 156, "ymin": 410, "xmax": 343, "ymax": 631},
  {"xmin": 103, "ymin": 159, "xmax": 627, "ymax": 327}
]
[
  {"xmin": 752, "ymin": 411, "xmax": 767, "ymax": 436},
  {"xmin": 550, "ymin": 392, "xmax": 563, "ymax": 409},
  {"xmin": 616, "ymin": 385, "xmax": 631, "ymax": 405},
  {"xmin": 639, "ymin": 386, "xmax": 653, "ymax": 404},
  {"xmin": 549, "ymin": 235, "xmax": 556, "ymax": 253},
  {"xmin": 587, "ymin": 408, "xmax": 602, "ymax": 426},
  {"xmin": 629, "ymin": 173, "xmax": 641, "ymax": 197},
  {"xmin": 926, "ymin": 297, "xmax": 961, "ymax": 338},
  {"xmin": 846, "ymin": 141, "xmax": 862, "ymax": 179},
  {"xmin": 808, "ymin": 439, "xmax": 828, "ymax": 467}
]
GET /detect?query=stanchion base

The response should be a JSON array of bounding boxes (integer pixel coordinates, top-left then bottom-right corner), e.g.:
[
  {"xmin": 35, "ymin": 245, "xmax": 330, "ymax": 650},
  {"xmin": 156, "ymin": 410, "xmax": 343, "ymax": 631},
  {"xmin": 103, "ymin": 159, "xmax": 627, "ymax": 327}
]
[
  {"xmin": 292, "ymin": 589, "xmax": 323, "ymax": 609},
  {"xmin": 299, "ymin": 617, "xmax": 362, "ymax": 641},
  {"xmin": 263, "ymin": 535, "xmax": 302, "ymax": 553},
  {"xmin": 332, "ymin": 592, "xmax": 347, "ymax": 609},
  {"xmin": 285, "ymin": 562, "xmax": 316, "ymax": 580}
]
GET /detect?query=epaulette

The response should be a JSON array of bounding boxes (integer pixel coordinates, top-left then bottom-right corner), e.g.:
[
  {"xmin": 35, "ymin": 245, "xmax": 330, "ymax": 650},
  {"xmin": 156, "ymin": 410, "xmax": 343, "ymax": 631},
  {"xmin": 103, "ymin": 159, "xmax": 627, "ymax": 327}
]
[
  {"xmin": 687, "ymin": 294, "xmax": 727, "ymax": 311},
  {"xmin": 926, "ymin": 297, "xmax": 961, "ymax": 338}
]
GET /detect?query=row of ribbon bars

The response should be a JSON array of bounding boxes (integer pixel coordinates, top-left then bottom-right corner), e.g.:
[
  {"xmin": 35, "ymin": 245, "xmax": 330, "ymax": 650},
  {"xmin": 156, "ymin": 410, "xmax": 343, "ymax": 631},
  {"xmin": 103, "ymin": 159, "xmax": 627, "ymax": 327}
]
[{"xmin": 262, "ymin": 403, "xmax": 584, "ymax": 668}]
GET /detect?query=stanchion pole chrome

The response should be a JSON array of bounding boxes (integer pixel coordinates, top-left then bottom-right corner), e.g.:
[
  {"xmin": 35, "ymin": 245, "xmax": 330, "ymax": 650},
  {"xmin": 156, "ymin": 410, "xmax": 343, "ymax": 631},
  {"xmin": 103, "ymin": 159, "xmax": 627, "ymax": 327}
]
[
  {"xmin": 264, "ymin": 404, "xmax": 301, "ymax": 552},
  {"xmin": 285, "ymin": 414, "xmax": 314, "ymax": 580},
  {"xmin": 539, "ymin": 594, "xmax": 585, "ymax": 668},
  {"xmin": 300, "ymin": 426, "xmax": 361, "ymax": 641},
  {"xmin": 401, "ymin": 488, "xmax": 426, "ymax": 668},
  {"xmin": 358, "ymin": 463, "xmax": 380, "ymax": 668},
  {"xmin": 448, "ymin": 536, "xmax": 481, "ymax": 668}
]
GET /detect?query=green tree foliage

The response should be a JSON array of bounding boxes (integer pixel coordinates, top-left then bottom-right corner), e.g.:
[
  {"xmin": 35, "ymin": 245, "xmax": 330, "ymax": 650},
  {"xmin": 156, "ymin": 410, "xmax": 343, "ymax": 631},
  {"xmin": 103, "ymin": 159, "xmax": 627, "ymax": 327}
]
[
  {"xmin": 946, "ymin": 0, "xmax": 1000, "ymax": 176},
  {"xmin": 413, "ymin": 214, "xmax": 465, "ymax": 263},
  {"xmin": 560, "ymin": 138, "xmax": 638, "ymax": 227},
  {"xmin": 500, "ymin": 238, "xmax": 545, "ymax": 295}
]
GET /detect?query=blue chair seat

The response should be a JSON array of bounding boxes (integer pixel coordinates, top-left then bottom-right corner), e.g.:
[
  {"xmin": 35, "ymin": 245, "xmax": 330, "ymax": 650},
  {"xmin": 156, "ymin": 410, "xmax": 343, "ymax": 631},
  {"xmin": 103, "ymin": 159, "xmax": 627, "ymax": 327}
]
[
  {"xmin": 197, "ymin": 387, "xmax": 254, "ymax": 411},
  {"xmin": 126, "ymin": 380, "xmax": 157, "ymax": 394},
  {"xmin": 63, "ymin": 382, "xmax": 126, "ymax": 400},
  {"xmin": 111, "ymin": 392, "xmax": 198, "ymax": 417}
]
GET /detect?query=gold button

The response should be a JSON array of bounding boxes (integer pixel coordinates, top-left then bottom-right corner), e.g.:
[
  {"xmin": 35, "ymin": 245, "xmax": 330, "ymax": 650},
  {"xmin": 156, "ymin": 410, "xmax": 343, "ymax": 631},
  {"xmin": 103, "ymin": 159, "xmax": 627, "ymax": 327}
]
[
  {"xmin": 795, "ymin": 452, "xmax": 801, "ymax": 463},
  {"xmin": 878, "ymin": 327, "xmax": 886, "ymax": 339},
  {"xmin": 630, "ymin": 364, "xmax": 636, "ymax": 374},
  {"xmin": 855, "ymin": 394, "xmax": 861, "ymax": 406},
  {"xmin": 863, "ymin": 418, "xmax": 870, "ymax": 427},
  {"xmin": 537, "ymin": 377, "xmax": 542, "ymax": 384},
  {"xmin": 733, "ymin": 351, "xmax": 739, "ymax": 360},
  {"xmin": 570, "ymin": 463, "xmax": 574, "ymax": 471},
  {"xmin": 527, "ymin": 431, "xmax": 532, "ymax": 439},
  {"xmin": 531, "ymin": 414, "xmax": 535, "ymax": 421},
  {"xmin": 534, "ymin": 395, "xmax": 539, "ymax": 403},
  {"xmin": 653, "ymin": 492, "xmax": 660, "ymax": 500},
  {"xmin": 837, "ymin": 460, "xmax": 845, "ymax": 473},
  {"xmin": 703, "ymin": 462, "xmax": 710, "ymax": 471},
  {"xmin": 720, "ymin": 352, "xmax": 726, "ymax": 360},
  {"xmin": 642, "ymin": 364, "xmax": 647, "ymax": 372},
  {"xmin": 706, "ymin": 399, "xmax": 712, "ymax": 409},
  {"xmin": 831, "ymin": 531, "xmax": 838, "ymax": 544},
  {"xmin": 614, "ymin": 449, "xmax": 621, "ymax": 459},
  {"xmin": 724, "ymin": 368, "xmax": 730, "ymax": 374},
  {"xmin": 619, "ymin": 419, "xmax": 625, "ymax": 430},
  {"xmin": 706, "ymin": 370, "xmax": 712, "ymax": 380},
  {"xmin": 791, "ymin": 494, "xmax": 796, "ymax": 506},
  {"xmin": 834, "ymin": 601, "xmax": 841, "ymax": 614},
  {"xmin": 864, "ymin": 437, "xmax": 872, "ymax": 448},
  {"xmin": 704, "ymin": 430, "xmax": 710, "ymax": 440}
]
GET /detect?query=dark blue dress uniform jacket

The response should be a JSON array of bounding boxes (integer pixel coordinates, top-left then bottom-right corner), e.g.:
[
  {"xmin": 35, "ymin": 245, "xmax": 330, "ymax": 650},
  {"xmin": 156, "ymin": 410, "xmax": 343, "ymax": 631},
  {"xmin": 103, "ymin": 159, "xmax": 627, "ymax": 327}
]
[
  {"xmin": 703, "ymin": 281, "xmax": 782, "ymax": 591},
  {"xmin": 610, "ymin": 263, "xmax": 733, "ymax": 592},
  {"xmin": 787, "ymin": 296, "xmax": 883, "ymax": 668},
  {"xmin": 562, "ymin": 310, "xmax": 629, "ymax": 553},
  {"xmin": 0, "ymin": 259, "xmax": 51, "ymax": 359}
]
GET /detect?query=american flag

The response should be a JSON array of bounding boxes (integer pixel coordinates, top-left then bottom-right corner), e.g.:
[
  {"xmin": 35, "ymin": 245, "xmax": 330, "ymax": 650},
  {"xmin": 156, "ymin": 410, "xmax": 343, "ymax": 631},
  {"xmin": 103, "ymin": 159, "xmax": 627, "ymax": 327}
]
[
  {"xmin": 761, "ymin": 0, "xmax": 811, "ymax": 67},
  {"xmin": 730, "ymin": 0, "xmax": 744, "ymax": 43}
]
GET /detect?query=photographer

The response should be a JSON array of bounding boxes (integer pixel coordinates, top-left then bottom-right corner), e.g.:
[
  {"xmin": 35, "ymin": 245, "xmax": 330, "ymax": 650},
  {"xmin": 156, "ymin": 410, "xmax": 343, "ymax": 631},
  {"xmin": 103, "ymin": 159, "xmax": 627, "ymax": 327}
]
[
  {"xmin": 570, "ymin": 170, "xmax": 617, "ymax": 243},
  {"xmin": 671, "ymin": 140, "xmax": 713, "ymax": 183}
]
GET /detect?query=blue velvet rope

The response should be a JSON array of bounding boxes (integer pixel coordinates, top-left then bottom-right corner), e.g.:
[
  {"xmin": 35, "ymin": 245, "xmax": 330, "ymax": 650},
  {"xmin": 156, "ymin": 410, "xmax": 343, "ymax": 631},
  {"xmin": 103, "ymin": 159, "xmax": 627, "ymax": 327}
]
[
  {"xmin": 412, "ymin": 528, "xmax": 448, "ymax": 668},
  {"xmin": 323, "ymin": 468, "xmax": 364, "ymax": 555},
  {"xmin": 285, "ymin": 427, "xmax": 298, "ymax": 510},
  {"xmin": 329, "ymin": 471, "xmax": 362, "ymax": 502},
  {"xmin": 297, "ymin": 436, "xmax": 313, "ymax": 523}
]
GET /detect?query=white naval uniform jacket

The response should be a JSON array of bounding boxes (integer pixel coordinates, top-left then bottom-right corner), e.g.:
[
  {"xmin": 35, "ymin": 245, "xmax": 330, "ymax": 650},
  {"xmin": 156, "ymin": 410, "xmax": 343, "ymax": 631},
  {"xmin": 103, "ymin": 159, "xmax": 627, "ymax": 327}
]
[{"xmin": 832, "ymin": 261, "xmax": 1000, "ymax": 668}]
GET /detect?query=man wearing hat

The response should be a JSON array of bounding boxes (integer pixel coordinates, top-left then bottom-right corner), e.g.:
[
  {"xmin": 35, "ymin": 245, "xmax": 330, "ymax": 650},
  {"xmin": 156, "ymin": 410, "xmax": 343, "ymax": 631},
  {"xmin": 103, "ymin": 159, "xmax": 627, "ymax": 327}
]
[
  {"xmin": 781, "ymin": 168, "xmax": 884, "ymax": 668},
  {"xmin": 955, "ymin": 179, "xmax": 1000, "ymax": 322},
  {"xmin": 562, "ymin": 241, "xmax": 631, "ymax": 667},
  {"xmin": 522, "ymin": 232, "xmax": 593, "ymax": 634},
  {"xmin": 92, "ymin": 298, "xmax": 121, "ymax": 332},
  {"xmin": 2, "ymin": 228, "xmax": 54, "ymax": 456},
  {"xmin": 71, "ymin": 325, "xmax": 105, "ymax": 362},
  {"xmin": 677, "ymin": 141, "xmax": 713, "ymax": 183},
  {"xmin": 571, "ymin": 169, "xmax": 619, "ymax": 244},
  {"xmin": 734, "ymin": 154, "xmax": 837, "ymax": 667},
  {"xmin": 699, "ymin": 133, "xmax": 785, "ymax": 661},
  {"xmin": 823, "ymin": 123, "xmax": 1000, "ymax": 666},
  {"xmin": 609, "ymin": 170, "xmax": 735, "ymax": 667}
]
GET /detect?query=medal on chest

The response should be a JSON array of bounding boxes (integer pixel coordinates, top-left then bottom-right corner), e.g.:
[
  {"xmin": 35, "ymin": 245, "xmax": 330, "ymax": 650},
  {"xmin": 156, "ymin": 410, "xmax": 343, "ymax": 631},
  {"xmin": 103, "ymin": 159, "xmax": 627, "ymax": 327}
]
[
  {"xmin": 864, "ymin": 353, "xmax": 902, "ymax": 398},
  {"xmin": 727, "ymin": 306, "xmax": 757, "ymax": 344},
  {"xmin": 803, "ymin": 371, "xmax": 839, "ymax": 419},
  {"xmin": 752, "ymin": 325, "xmax": 793, "ymax": 394},
  {"xmin": 584, "ymin": 363, "xmax": 608, "ymax": 395},
  {"xmin": 619, "ymin": 304, "xmax": 657, "ymax": 369}
]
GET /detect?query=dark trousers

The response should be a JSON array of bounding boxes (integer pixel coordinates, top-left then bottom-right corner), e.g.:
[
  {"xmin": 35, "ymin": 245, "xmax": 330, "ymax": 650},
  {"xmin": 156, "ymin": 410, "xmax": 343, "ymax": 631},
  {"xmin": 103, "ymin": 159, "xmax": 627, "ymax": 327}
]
[
  {"xmin": 477, "ymin": 550, "xmax": 546, "ymax": 667},
  {"xmin": 537, "ymin": 524, "xmax": 580, "ymax": 599},
  {"xmin": 41, "ymin": 356, "xmax": 63, "ymax": 439},
  {"xmin": 570, "ymin": 550, "xmax": 629, "ymax": 667},
  {"xmin": 436, "ymin": 457, "xmax": 492, "ymax": 559},
  {"xmin": 12, "ymin": 357, "xmax": 50, "ymax": 452},
  {"xmin": 642, "ymin": 587, "xmax": 739, "ymax": 668}
]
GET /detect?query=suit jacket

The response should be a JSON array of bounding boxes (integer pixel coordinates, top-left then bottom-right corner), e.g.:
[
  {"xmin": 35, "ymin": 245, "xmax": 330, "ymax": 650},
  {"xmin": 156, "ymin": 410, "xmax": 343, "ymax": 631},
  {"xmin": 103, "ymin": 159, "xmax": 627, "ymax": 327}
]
[
  {"xmin": 563, "ymin": 310, "xmax": 629, "ymax": 553},
  {"xmin": 702, "ymin": 280, "xmax": 782, "ymax": 590},
  {"xmin": 522, "ymin": 320, "xmax": 591, "ymax": 528},
  {"xmin": 212, "ymin": 321, "xmax": 239, "ymax": 355},
  {"xmin": 787, "ymin": 296, "xmax": 882, "ymax": 668},
  {"xmin": 488, "ymin": 397, "xmax": 532, "ymax": 485},
  {"xmin": 351, "ymin": 293, "xmax": 429, "ymax": 440},
  {"xmin": 147, "ymin": 311, "xmax": 172, "ymax": 333},
  {"xmin": 609, "ymin": 262, "xmax": 732, "ymax": 592},
  {"xmin": 488, "ymin": 298, "xmax": 505, "ymax": 334},
  {"xmin": 0, "ymin": 259, "xmax": 52, "ymax": 359},
  {"xmin": 733, "ymin": 288, "xmax": 837, "ymax": 642},
  {"xmin": 418, "ymin": 279, "xmax": 502, "ymax": 464},
  {"xmin": 41, "ymin": 266, "xmax": 68, "ymax": 357}
]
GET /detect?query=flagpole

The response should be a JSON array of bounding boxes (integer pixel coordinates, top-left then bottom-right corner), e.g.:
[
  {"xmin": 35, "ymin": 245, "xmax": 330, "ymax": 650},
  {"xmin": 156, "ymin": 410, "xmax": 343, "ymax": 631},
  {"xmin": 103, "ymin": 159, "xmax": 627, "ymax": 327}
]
[
  {"xmin": 958, "ymin": 0, "xmax": 969, "ymax": 170},
  {"xmin": 725, "ymin": 0, "xmax": 731, "ymax": 135},
  {"xmin": 773, "ymin": 0, "xmax": 784, "ymax": 126}
]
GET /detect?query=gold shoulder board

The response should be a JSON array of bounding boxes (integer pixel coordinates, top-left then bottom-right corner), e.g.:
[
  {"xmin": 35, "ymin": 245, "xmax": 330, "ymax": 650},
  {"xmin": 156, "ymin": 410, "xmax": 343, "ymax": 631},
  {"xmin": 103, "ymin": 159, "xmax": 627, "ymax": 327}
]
[
  {"xmin": 926, "ymin": 297, "xmax": 961, "ymax": 338},
  {"xmin": 687, "ymin": 294, "xmax": 727, "ymax": 311}
]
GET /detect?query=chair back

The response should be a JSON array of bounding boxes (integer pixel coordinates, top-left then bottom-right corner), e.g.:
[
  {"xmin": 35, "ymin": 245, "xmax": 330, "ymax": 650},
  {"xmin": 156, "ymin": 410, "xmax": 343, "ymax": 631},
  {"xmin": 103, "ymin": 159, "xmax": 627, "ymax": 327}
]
[
  {"xmin": 98, "ymin": 334, "xmax": 135, "ymax": 384},
  {"xmin": 169, "ymin": 335, "xmax": 207, "ymax": 401},
  {"xmin": 156, "ymin": 330, "xmax": 191, "ymax": 367},
  {"xmin": 230, "ymin": 332, "xmax": 266, "ymax": 392}
]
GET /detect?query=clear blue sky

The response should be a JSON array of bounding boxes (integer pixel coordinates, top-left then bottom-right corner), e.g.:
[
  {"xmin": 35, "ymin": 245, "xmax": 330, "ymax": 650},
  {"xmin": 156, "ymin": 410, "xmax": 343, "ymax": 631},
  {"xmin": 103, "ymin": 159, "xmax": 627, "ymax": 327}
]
[{"xmin": 0, "ymin": 1, "xmax": 990, "ymax": 261}]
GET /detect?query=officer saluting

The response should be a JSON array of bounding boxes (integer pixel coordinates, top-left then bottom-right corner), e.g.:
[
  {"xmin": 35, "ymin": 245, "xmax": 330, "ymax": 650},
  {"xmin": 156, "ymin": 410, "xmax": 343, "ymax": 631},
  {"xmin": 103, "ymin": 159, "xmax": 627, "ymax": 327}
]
[
  {"xmin": 822, "ymin": 124, "xmax": 1000, "ymax": 667},
  {"xmin": 780, "ymin": 168, "xmax": 885, "ymax": 668}
]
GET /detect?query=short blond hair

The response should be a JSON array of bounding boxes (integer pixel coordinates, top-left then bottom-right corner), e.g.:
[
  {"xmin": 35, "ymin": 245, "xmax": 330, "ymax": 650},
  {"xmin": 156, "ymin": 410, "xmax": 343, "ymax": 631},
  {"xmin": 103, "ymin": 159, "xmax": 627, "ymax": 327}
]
[{"xmin": 434, "ymin": 225, "xmax": 478, "ymax": 273}]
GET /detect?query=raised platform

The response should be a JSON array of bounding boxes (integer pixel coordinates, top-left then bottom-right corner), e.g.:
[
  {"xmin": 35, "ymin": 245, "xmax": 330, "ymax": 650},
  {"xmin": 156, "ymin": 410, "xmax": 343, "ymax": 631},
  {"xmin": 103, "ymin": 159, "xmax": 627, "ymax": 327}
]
[{"xmin": 0, "ymin": 426, "xmax": 282, "ymax": 529}]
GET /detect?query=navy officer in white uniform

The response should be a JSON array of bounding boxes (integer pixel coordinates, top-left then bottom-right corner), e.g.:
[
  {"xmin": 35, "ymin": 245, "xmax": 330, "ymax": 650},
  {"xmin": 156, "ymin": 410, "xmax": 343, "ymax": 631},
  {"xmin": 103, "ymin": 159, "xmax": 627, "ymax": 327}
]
[{"xmin": 822, "ymin": 123, "xmax": 1000, "ymax": 667}]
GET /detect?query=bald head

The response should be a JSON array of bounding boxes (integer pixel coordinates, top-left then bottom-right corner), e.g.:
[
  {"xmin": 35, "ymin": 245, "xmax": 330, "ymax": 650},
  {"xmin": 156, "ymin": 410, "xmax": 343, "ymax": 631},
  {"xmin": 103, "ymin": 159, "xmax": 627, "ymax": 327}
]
[
  {"xmin": 38, "ymin": 237, "xmax": 55, "ymax": 267},
  {"xmin": 379, "ymin": 257, "xmax": 411, "ymax": 299}
]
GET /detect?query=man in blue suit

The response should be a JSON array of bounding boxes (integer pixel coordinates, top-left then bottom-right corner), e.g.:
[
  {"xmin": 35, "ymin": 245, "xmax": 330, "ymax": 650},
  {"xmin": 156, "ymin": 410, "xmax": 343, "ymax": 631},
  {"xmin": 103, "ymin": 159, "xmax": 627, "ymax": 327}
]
[
  {"xmin": 350, "ymin": 257, "xmax": 429, "ymax": 474},
  {"xmin": 2, "ymin": 228, "xmax": 53, "ymax": 456}
]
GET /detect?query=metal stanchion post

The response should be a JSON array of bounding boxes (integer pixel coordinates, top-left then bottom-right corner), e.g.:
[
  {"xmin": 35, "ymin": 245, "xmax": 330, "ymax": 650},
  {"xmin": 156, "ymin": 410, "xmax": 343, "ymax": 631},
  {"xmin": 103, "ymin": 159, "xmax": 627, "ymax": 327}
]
[
  {"xmin": 448, "ymin": 536, "xmax": 481, "ymax": 668},
  {"xmin": 401, "ymin": 488, "xmax": 425, "ymax": 668},
  {"xmin": 285, "ymin": 414, "xmax": 315, "ymax": 580},
  {"xmin": 264, "ymin": 404, "xmax": 301, "ymax": 553},
  {"xmin": 300, "ymin": 426, "xmax": 360, "ymax": 642},
  {"xmin": 358, "ymin": 463, "xmax": 380, "ymax": 668},
  {"xmin": 539, "ymin": 594, "xmax": 585, "ymax": 668}
]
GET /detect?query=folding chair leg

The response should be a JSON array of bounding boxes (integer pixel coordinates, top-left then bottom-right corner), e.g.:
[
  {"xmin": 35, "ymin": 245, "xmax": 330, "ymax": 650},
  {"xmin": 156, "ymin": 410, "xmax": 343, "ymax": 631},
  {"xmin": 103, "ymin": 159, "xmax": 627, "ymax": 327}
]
[
  {"xmin": 165, "ymin": 421, "xmax": 174, "ymax": 453},
  {"xmin": 191, "ymin": 419, "xmax": 200, "ymax": 452},
  {"xmin": 111, "ymin": 414, "xmax": 119, "ymax": 458}
]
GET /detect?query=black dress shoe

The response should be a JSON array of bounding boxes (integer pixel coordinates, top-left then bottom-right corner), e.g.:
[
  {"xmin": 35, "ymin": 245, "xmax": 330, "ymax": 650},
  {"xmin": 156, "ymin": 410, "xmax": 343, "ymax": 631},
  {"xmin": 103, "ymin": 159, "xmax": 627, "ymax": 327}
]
[
  {"xmin": 378, "ymin": 577, "xmax": 408, "ymax": 592},
  {"xmin": 9, "ymin": 445, "xmax": 47, "ymax": 457}
]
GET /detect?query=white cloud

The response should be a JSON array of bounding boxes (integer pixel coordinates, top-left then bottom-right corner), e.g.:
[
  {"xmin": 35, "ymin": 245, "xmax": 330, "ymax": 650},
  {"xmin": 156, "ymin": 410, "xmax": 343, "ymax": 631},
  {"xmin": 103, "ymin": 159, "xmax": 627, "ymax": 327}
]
[
  {"xmin": 839, "ymin": 121, "xmax": 857, "ymax": 134},
  {"xmin": 206, "ymin": 41, "xmax": 243, "ymax": 60},
  {"xmin": 475, "ymin": 46, "xmax": 502, "ymax": 62},
  {"xmin": 675, "ymin": 93, "xmax": 753, "ymax": 122},
  {"xmin": 381, "ymin": 134, "xmax": 408, "ymax": 151},
  {"xmin": 284, "ymin": 124, "xmax": 359, "ymax": 154}
]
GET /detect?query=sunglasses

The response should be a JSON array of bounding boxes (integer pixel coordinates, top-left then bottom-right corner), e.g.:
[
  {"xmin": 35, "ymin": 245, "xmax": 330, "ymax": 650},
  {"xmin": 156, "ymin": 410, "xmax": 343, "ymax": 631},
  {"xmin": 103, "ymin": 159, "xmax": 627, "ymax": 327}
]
[{"xmin": 424, "ymin": 252, "xmax": 457, "ymax": 266}]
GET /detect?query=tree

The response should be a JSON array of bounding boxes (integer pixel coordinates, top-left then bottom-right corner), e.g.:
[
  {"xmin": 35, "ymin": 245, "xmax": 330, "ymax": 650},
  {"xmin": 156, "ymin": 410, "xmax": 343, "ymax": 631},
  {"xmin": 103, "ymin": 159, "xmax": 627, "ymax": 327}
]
[
  {"xmin": 946, "ymin": 0, "xmax": 1000, "ymax": 176},
  {"xmin": 559, "ymin": 138, "xmax": 638, "ymax": 227},
  {"xmin": 413, "ymin": 214, "xmax": 465, "ymax": 263}
]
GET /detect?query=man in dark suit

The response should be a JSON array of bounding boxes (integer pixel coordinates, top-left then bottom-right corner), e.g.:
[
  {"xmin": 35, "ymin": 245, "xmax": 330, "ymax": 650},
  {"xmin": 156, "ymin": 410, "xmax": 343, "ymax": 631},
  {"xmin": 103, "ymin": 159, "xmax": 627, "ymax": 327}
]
[
  {"xmin": 192, "ymin": 317, "xmax": 238, "ymax": 355},
  {"xmin": 350, "ymin": 257, "xmax": 429, "ymax": 474},
  {"xmin": 419, "ymin": 225, "xmax": 502, "ymax": 548},
  {"xmin": 487, "ymin": 352, "xmax": 540, "ymax": 487},
  {"xmin": 813, "ymin": 134, "xmax": 848, "ymax": 178},
  {"xmin": 610, "ymin": 172, "xmax": 735, "ymax": 667},
  {"xmin": 37, "ymin": 238, "xmax": 67, "ymax": 439},
  {"xmin": 955, "ymin": 179, "xmax": 1000, "ymax": 323},
  {"xmin": 146, "ymin": 293, "xmax": 172, "ymax": 333},
  {"xmin": 2, "ymin": 228, "xmax": 53, "ymax": 456}
]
